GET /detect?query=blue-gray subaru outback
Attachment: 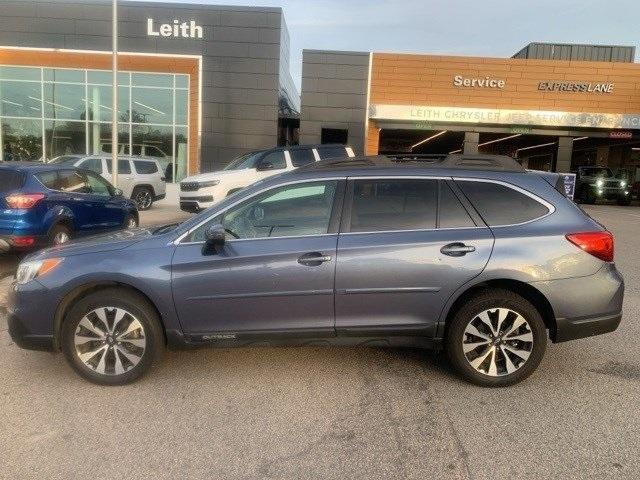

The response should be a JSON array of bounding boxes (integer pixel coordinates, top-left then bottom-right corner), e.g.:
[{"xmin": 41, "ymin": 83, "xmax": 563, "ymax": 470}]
[{"xmin": 8, "ymin": 154, "xmax": 624, "ymax": 387}]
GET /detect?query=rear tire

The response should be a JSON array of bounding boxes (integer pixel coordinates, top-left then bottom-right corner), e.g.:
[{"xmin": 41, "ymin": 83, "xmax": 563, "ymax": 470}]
[
  {"xmin": 48, "ymin": 223, "xmax": 72, "ymax": 246},
  {"xmin": 61, "ymin": 288, "xmax": 164, "ymax": 385},
  {"xmin": 446, "ymin": 289, "xmax": 547, "ymax": 387},
  {"xmin": 124, "ymin": 213, "xmax": 138, "ymax": 229},
  {"xmin": 132, "ymin": 186, "xmax": 154, "ymax": 211}
]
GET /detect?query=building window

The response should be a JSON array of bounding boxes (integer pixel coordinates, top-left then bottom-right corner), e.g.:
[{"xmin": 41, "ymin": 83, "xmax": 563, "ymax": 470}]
[
  {"xmin": 0, "ymin": 65, "xmax": 190, "ymax": 182},
  {"xmin": 321, "ymin": 128, "xmax": 348, "ymax": 145}
]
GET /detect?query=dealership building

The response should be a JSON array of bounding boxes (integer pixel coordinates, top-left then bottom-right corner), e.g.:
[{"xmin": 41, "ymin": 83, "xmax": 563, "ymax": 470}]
[
  {"xmin": 1, "ymin": 0, "xmax": 640, "ymax": 180},
  {"xmin": 0, "ymin": 0, "xmax": 298, "ymax": 181},
  {"xmin": 300, "ymin": 44, "xmax": 640, "ymax": 174}
]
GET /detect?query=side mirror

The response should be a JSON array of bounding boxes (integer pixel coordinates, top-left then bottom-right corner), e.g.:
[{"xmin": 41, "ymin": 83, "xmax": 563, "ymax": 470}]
[
  {"xmin": 202, "ymin": 223, "xmax": 226, "ymax": 255},
  {"xmin": 257, "ymin": 161, "xmax": 274, "ymax": 171},
  {"xmin": 114, "ymin": 188, "xmax": 123, "ymax": 197}
]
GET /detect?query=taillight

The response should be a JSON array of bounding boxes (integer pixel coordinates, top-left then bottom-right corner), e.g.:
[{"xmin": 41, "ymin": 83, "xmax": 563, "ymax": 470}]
[
  {"xmin": 5, "ymin": 193, "xmax": 45, "ymax": 209},
  {"xmin": 566, "ymin": 231, "xmax": 614, "ymax": 262},
  {"xmin": 13, "ymin": 236, "xmax": 36, "ymax": 247}
]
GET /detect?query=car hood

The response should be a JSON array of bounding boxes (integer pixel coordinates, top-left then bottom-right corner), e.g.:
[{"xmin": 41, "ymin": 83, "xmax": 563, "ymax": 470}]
[
  {"xmin": 28, "ymin": 228, "xmax": 154, "ymax": 260},
  {"xmin": 181, "ymin": 169, "xmax": 254, "ymax": 183}
]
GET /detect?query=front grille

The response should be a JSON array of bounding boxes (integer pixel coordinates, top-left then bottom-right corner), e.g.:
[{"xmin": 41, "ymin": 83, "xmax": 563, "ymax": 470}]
[{"xmin": 181, "ymin": 182, "xmax": 199, "ymax": 192}]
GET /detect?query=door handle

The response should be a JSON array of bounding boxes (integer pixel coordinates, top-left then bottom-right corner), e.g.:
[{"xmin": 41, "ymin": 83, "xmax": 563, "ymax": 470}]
[
  {"xmin": 298, "ymin": 252, "xmax": 332, "ymax": 266},
  {"xmin": 440, "ymin": 242, "xmax": 476, "ymax": 257}
]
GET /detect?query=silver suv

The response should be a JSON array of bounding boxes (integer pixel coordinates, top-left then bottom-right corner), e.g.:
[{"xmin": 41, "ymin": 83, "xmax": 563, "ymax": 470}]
[{"xmin": 52, "ymin": 155, "xmax": 166, "ymax": 210}]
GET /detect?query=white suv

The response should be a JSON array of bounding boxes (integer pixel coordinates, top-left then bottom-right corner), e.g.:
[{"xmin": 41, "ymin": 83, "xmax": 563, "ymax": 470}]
[
  {"xmin": 179, "ymin": 144, "xmax": 355, "ymax": 212},
  {"xmin": 52, "ymin": 155, "xmax": 166, "ymax": 210}
]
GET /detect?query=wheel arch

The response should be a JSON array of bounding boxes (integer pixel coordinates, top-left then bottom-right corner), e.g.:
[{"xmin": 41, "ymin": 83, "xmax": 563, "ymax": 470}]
[
  {"xmin": 53, "ymin": 281, "xmax": 166, "ymax": 350},
  {"xmin": 440, "ymin": 279, "xmax": 557, "ymax": 340},
  {"xmin": 131, "ymin": 184, "xmax": 155, "ymax": 197}
]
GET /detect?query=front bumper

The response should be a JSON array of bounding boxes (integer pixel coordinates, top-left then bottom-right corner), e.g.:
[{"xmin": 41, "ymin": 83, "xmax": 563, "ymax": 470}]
[
  {"xmin": 179, "ymin": 195, "xmax": 215, "ymax": 213},
  {"xmin": 7, "ymin": 280, "xmax": 56, "ymax": 351}
]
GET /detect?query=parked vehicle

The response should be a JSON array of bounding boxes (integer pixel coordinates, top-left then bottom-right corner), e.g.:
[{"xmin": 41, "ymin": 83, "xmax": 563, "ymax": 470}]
[
  {"xmin": 574, "ymin": 166, "xmax": 631, "ymax": 205},
  {"xmin": 52, "ymin": 155, "xmax": 166, "ymax": 210},
  {"xmin": 0, "ymin": 162, "xmax": 138, "ymax": 252},
  {"xmin": 9, "ymin": 154, "xmax": 623, "ymax": 387},
  {"xmin": 179, "ymin": 144, "xmax": 355, "ymax": 212}
]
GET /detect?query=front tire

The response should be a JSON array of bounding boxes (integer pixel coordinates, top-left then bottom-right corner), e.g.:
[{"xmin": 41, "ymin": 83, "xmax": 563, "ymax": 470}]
[
  {"xmin": 446, "ymin": 289, "xmax": 547, "ymax": 387},
  {"xmin": 61, "ymin": 288, "xmax": 164, "ymax": 385},
  {"xmin": 124, "ymin": 213, "xmax": 138, "ymax": 229}
]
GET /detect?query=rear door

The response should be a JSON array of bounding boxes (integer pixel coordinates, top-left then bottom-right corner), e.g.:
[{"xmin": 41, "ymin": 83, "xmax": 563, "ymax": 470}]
[
  {"xmin": 335, "ymin": 177, "xmax": 494, "ymax": 337},
  {"xmin": 105, "ymin": 159, "xmax": 135, "ymax": 198},
  {"xmin": 84, "ymin": 171, "xmax": 125, "ymax": 229}
]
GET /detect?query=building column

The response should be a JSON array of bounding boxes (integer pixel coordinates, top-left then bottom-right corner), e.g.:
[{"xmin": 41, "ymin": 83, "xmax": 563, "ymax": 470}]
[
  {"xmin": 463, "ymin": 132, "xmax": 479, "ymax": 154},
  {"xmin": 556, "ymin": 137, "xmax": 573, "ymax": 172},
  {"xmin": 365, "ymin": 123, "xmax": 380, "ymax": 155}
]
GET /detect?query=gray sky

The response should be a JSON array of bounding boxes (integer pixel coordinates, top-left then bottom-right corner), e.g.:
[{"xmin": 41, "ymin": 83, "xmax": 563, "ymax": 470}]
[{"xmin": 147, "ymin": 0, "xmax": 640, "ymax": 91}]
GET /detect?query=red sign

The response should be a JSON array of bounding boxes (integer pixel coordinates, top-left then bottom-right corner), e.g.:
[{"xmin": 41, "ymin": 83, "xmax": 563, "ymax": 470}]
[{"xmin": 609, "ymin": 131, "xmax": 633, "ymax": 139}]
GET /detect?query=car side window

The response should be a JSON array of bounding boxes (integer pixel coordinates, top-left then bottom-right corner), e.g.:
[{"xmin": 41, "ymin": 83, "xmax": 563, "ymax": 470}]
[
  {"xmin": 317, "ymin": 146, "xmax": 347, "ymax": 160},
  {"xmin": 349, "ymin": 179, "xmax": 437, "ymax": 232},
  {"xmin": 35, "ymin": 171, "xmax": 60, "ymax": 190},
  {"xmin": 80, "ymin": 158, "xmax": 103, "ymax": 174},
  {"xmin": 184, "ymin": 181, "xmax": 338, "ymax": 242},
  {"xmin": 85, "ymin": 172, "xmax": 113, "ymax": 197},
  {"xmin": 456, "ymin": 180, "xmax": 550, "ymax": 226},
  {"xmin": 106, "ymin": 159, "xmax": 132, "ymax": 175},
  {"xmin": 289, "ymin": 149, "xmax": 316, "ymax": 167},
  {"xmin": 439, "ymin": 182, "xmax": 476, "ymax": 228},
  {"xmin": 133, "ymin": 160, "xmax": 159, "ymax": 174},
  {"xmin": 258, "ymin": 151, "xmax": 286, "ymax": 170},
  {"xmin": 58, "ymin": 170, "xmax": 90, "ymax": 194}
]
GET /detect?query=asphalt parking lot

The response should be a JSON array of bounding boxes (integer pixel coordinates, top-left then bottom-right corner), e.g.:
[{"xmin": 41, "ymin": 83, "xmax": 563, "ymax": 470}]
[{"xmin": 1, "ymin": 203, "xmax": 639, "ymax": 479}]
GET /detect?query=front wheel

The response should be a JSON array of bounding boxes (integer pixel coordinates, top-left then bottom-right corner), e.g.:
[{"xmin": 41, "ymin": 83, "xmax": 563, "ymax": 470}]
[
  {"xmin": 49, "ymin": 223, "xmax": 72, "ymax": 246},
  {"xmin": 124, "ymin": 213, "xmax": 139, "ymax": 229},
  {"xmin": 446, "ymin": 289, "xmax": 547, "ymax": 387},
  {"xmin": 61, "ymin": 288, "xmax": 164, "ymax": 385}
]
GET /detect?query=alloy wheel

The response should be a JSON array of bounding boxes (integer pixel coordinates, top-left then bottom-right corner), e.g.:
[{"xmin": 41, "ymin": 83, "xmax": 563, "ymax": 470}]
[
  {"xmin": 127, "ymin": 216, "xmax": 138, "ymax": 228},
  {"xmin": 135, "ymin": 190, "xmax": 152, "ymax": 210},
  {"xmin": 74, "ymin": 307, "xmax": 146, "ymax": 376},
  {"xmin": 462, "ymin": 308, "xmax": 534, "ymax": 377},
  {"xmin": 53, "ymin": 231, "xmax": 70, "ymax": 245}
]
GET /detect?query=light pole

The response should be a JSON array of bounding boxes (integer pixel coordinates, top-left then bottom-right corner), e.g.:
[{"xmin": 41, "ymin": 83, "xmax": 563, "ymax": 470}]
[{"xmin": 111, "ymin": 0, "xmax": 118, "ymax": 187}]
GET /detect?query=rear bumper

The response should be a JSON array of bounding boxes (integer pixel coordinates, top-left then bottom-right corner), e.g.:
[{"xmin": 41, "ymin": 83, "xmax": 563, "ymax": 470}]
[
  {"xmin": 554, "ymin": 312, "xmax": 622, "ymax": 342},
  {"xmin": 0, "ymin": 234, "xmax": 47, "ymax": 253}
]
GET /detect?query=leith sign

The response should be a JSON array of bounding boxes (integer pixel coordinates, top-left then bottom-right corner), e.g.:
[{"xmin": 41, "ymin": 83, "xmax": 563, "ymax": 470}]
[{"xmin": 147, "ymin": 19, "xmax": 203, "ymax": 39}]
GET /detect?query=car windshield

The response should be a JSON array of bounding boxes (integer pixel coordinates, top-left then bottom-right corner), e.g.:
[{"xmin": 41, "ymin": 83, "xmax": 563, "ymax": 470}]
[
  {"xmin": 222, "ymin": 152, "xmax": 264, "ymax": 171},
  {"xmin": 583, "ymin": 167, "xmax": 613, "ymax": 177}
]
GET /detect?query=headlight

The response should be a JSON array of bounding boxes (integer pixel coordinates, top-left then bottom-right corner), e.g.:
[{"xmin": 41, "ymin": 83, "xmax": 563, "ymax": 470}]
[
  {"xmin": 15, "ymin": 258, "xmax": 63, "ymax": 285},
  {"xmin": 620, "ymin": 180, "xmax": 627, "ymax": 188},
  {"xmin": 198, "ymin": 180, "xmax": 220, "ymax": 188},
  {"xmin": 596, "ymin": 179, "xmax": 604, "ymax": 187}
]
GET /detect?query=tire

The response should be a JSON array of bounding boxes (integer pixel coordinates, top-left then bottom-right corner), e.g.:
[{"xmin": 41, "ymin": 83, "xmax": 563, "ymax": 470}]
[
  {"xmin": 48, "ymin": 223, "xmax": 72, "ymax": 246},
  {"xmin": 60, "ymin": 288, "xmax": 164, "ymax": 385},
  {"xmin": 132, "ymin": 186, "xmax": 154, "ymax": 211},
  {"xmin": 124, "ymin": 213, "xmax": 139, "ymax": 229},
  {"xmin": 445, "ymin": 289, "xmax": 547, "ymax": 387},
  {"xmin": 617, "ymin": 197, "xmax": 632, "ymax": 206}
]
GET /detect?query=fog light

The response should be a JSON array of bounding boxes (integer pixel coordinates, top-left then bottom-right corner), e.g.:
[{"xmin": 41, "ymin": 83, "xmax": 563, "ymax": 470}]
[
  {"xmin": 597, "ymin": 189, "xmax": 603, "ymax": 196},
  {"xmin": 624, "ymin": 191, "xmax": 629, "ymax": 195}
]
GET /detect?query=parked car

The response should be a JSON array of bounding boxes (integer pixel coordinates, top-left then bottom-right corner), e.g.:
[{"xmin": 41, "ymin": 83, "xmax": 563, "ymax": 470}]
[
  {"xmin": 9, "ymin": 154, "xmax": 623, "ymax": 387},
  {"xmin": 0, "ymin": 162, "xmax": 138, "ymax": 252},
  {"xmin": 574, "ymin": 166, "xmax": 630, "ymax": 205},
  {"xmin": 51, "ymin": 155, "xmax": 166, "ymax": 210},
  {"xmin": 179, "ymin": 144, "xmax": 355, "ymax": 212}
]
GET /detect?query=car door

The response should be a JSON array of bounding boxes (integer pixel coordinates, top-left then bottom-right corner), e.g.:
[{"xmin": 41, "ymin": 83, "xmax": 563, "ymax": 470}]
[
  {"xmin": 335, "ymin": 177, "xmax": 494, "ymax": 337},
  {"xmin": 54, "ymin": 169, "xmax": 97, "ymax": 232},
  {"xmin": 84, "ymin": 171, "xmax": 126, "ymax": 229},
  {"xmin": 105, "ymin": 159, "xmax": 135, "ymax": 198},
  {"xmin": 171, "ymin": 179, "xmax": 345, "ymax": 339}
]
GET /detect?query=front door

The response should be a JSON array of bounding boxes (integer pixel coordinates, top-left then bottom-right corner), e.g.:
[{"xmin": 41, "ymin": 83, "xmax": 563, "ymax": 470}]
[
  {"xmin": 172, "ymin": 179, "xmax": 345, "ymax": 339},
  {"xmin": 335, "ymin": 178, "xmax": 494, "ymax": 337}
]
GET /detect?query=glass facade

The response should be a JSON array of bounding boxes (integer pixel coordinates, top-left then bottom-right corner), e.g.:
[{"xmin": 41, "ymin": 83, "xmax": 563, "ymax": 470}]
[{"xmin": 0, "ymin": 65, "xmax": 190, "ymax": 181}]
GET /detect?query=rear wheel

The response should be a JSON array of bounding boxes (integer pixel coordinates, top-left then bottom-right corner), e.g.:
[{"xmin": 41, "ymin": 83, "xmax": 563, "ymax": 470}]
[
  {"xmin": 446, "ymin": 289, "xmax": 547, "ymax": 387},
  {"xmin": 132, "ymin": 186, "xmax": 154, "ymax": 210},
  {"xmin": 61, "ymin": 288, "xmax": 163, "ymax": 385},
  {"xmin": 49, "ymin": 223, "xmax": 71, "ymax": 246},
  {"xmin": 124, "ymin": 214, "xmax": 138, "ymax": 229}
]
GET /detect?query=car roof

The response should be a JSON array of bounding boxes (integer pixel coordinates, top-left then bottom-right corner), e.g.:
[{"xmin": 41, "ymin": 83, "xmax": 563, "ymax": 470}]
[
  {"xmin": 0, "ymin": 161, "xmax": 60, "ymax": 172},
  {"xmin": 293, "ymin": 154, "xmax": 526, "ymax": 175},
  {"xmin": 79, "ymin": 155, "xmax": 159, "ymax": 162}
]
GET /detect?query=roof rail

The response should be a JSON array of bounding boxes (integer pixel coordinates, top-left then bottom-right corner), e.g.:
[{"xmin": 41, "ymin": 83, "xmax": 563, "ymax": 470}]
[{"xmin": 386, "ymin": 153, "xmax": 525, "ymax": 172}]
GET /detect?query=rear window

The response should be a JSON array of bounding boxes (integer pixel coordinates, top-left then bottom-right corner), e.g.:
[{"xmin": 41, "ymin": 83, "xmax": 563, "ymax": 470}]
[
  {"xmin": 35, "ymin": 171, "xmax": 60, "ymax": 190},
  {"xmin": 133, "ymin": 160, "xmax": 158, "ymax": 174},
  {"xmin": 317, "ymin": 146, "xmax": 347, "ymax": 160},
  {"xmin": 0, "ymin": 170, "xmax": 25, "ymax": 192},
  {"xmin": 289, "ymin": 149, "xmax": 316, "ymax": 167},
  {"xmin": 456, "ymin": 180, "xmax": 550, "ymax": 226}
]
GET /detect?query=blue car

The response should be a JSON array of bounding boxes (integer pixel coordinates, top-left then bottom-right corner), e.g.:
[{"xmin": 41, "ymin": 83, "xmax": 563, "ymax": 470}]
[{"xmin": 0, "ymin": 162, "xmax": 138, "ymax": 252}]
